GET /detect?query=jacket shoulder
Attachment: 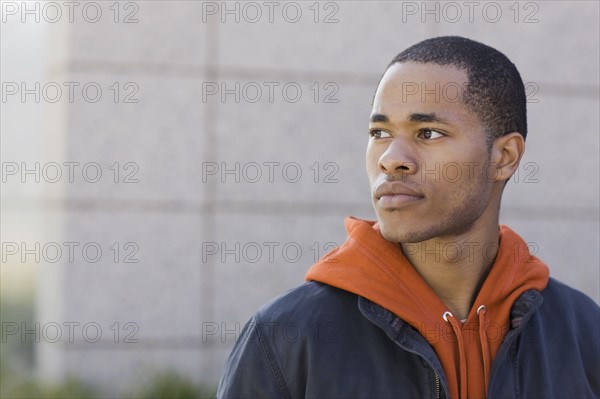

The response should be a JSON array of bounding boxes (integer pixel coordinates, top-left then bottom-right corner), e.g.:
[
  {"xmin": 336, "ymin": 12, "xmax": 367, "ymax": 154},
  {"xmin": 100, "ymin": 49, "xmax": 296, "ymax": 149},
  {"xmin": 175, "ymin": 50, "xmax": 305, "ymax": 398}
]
[
  {"xmin": 541, "ymin": 277, "xmax": 599, "ymax": 314},
  {"xmin": 217, "ymin": 282, "xmax": 367, "ymax": 398},
  {"xmin": 255, "ymin": 281, "xmax": 362, "ymax": 325},
  {"xmin": 535, "ymin": 277, "xmax": 599, "ymax": 347},
  {"xmin": 511, "ymin": 280, "xmax": 599, "ymax": 397}
]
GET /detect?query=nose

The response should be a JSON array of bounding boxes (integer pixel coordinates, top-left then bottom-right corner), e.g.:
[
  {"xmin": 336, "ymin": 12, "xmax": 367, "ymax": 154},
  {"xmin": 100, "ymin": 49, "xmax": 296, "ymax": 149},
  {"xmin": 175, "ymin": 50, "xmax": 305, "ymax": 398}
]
[{"xmin": 378, "ymin": 137, "xmax": 417, "ymax": 175}]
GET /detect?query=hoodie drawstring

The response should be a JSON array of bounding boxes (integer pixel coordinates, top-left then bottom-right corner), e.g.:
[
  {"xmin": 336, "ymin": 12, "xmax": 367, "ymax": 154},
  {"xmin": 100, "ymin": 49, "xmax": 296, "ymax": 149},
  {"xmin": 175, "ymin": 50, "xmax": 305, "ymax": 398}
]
[
  {"xmin": 477, "ymin": 305, "xmax": 489, "ymax": 395},
  {"xmin": 443, "ymin": 305, "xmax": 490, "ymax": 399},
  {"xmin": 443, "ymin": 311, "xmax": 468, "ymax": 398}
]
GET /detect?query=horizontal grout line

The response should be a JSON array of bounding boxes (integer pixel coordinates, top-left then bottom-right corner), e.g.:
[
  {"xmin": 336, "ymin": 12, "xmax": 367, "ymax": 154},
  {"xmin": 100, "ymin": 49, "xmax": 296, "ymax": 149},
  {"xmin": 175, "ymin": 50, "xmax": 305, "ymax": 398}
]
[
  {"xmin": 1, "ymin": 197, "xmax": 372, "ymax": 215},
  {"xmin": 2, "ymin": 197, "xmax": 599, "ymax": 221},
  {"xmin": 46, "ymin": 60, "xmax": 600, "ymax": 99},
  {"xmin": 500, "ymin": 206, "xmax": 600, "ymax": 221},
  {"xmin": 49, "ymin": 60, "xmax": 380, "ymax": 85},
  {"xmin": 532, "ymin": 84, "xmax": 600, "ymax": 99}
]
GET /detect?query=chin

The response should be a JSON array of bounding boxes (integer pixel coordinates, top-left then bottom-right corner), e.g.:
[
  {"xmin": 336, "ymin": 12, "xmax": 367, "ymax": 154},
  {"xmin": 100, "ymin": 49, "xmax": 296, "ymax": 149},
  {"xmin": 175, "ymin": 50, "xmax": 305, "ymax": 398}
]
[{"xmin": 377, "ymin": 218, "xmax": 435, "ymax": 244}]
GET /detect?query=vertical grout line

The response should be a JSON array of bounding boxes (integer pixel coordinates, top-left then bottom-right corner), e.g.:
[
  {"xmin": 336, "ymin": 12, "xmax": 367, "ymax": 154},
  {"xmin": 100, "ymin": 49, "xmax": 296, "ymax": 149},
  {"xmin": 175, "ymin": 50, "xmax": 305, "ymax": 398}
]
[
  {"xmin": 38, "ymin": 18, "xmax": 73, "ymax": 383},
  {"xmin": 201, "ymin": 9, "xmax": 219, "ymax": 382}
]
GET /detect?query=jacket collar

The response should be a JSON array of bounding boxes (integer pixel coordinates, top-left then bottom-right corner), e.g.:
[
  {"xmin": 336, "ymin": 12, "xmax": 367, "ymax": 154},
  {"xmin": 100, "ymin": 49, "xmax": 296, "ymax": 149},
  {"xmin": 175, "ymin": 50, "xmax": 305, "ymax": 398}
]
[
  {"xmin": 509, "ymin": 289, "xmax": 544, "ymax": 329},
  {"xmin": 358, "ymin": 289, "xmax": 544, "ymax": 338},
  {"xmin": 358, "ymin": 295, "xmax": 450, "ymax": 397},
  {"xmin": 357, "ymin": 288, "xmax": 544, "ymax": 398}
]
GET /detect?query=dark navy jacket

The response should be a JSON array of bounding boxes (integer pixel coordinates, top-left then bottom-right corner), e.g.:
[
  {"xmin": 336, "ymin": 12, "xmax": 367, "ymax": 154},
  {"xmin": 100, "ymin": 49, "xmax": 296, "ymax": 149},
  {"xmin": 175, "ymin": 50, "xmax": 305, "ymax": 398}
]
[{"xmin": 217, "ymin": 278, "xmax": 599, "ymax": 398}]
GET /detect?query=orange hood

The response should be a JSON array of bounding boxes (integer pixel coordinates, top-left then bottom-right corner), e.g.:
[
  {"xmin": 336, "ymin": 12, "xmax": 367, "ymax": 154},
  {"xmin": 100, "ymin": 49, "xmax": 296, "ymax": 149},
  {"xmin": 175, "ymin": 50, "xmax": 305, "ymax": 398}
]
[{"xmin": 306, "ymin": 217, "xmax": 549, "ymax": 398}]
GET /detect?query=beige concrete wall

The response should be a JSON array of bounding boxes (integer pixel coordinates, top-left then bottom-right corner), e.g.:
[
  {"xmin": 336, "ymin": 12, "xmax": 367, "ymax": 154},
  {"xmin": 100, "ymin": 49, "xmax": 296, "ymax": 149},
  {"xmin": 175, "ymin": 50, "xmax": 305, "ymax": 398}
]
[{"xmin": 2, "ymin": 0, "xmax": 598, "ymax": 394}]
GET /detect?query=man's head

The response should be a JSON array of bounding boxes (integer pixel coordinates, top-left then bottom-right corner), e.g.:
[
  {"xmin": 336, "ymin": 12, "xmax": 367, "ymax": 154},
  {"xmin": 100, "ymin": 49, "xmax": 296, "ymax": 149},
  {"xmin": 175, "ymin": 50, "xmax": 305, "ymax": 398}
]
[
  {"xmin": 387, "ymin": 36, "xmax": 528, "ymax": 147},
  {"xmin": 367, "ymin": 37, "xmax": 526, "ymax": 243}
]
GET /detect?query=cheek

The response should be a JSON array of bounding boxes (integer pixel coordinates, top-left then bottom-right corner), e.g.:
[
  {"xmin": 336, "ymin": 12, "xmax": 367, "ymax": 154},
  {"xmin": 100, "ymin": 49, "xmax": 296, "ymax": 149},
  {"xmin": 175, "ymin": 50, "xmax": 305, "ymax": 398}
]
[
  {"xmin": 440, "ymin": 147, "xmax": 491, "ymax": 184},
  {"xmin": 426, "ymin": 156, "xmax": 489, "ymax": 200}
]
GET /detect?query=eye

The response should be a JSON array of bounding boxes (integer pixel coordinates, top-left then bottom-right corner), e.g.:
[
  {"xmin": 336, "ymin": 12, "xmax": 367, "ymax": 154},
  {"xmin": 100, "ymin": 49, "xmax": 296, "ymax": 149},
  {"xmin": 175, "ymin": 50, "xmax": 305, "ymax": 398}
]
[
  {"xmin": 369, "ymin": 129, "xmax": 392, "ymax": 139},
  {"xmin": 418, "ymin": 128, "xmax": 445, "ymax": 140}
]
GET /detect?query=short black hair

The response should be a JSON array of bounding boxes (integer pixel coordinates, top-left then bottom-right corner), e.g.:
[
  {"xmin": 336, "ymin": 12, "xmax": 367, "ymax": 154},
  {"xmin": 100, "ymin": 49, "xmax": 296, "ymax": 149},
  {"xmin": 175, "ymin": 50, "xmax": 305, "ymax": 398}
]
[{"xmin": 387, "ymin": 36, "xmax": 527, "ymax": 146}]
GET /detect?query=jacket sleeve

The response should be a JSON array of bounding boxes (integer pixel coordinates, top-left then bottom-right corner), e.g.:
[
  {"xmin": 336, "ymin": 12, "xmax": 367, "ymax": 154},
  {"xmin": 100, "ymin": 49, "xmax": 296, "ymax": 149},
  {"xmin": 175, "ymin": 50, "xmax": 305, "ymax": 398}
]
[{"xmin": 216, "ymin": 314, "xmax": 292, "ymax": 399}]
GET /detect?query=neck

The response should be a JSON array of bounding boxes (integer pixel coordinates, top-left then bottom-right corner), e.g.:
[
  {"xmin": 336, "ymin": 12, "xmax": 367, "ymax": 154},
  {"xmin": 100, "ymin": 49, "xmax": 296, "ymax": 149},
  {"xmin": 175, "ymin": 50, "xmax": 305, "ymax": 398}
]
[{"xmin": 401, "ymin": 211, "xmax": 500, "ymax": 320}]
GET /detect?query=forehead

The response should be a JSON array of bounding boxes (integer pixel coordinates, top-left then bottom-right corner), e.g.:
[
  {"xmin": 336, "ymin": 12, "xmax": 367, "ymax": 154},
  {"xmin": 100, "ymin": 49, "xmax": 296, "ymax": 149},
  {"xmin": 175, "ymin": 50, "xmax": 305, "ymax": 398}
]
[{"xmin": 372, "ymin": 62, "xmax": 477, "ymax": 126}]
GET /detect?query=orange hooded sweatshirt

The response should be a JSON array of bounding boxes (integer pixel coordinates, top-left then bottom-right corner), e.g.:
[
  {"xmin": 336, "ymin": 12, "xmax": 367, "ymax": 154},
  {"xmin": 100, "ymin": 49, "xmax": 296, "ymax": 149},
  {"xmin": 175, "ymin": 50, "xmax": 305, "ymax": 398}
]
[{"xmin": 306, "ymin": 217, "xmax": 549, "ymax": 399}]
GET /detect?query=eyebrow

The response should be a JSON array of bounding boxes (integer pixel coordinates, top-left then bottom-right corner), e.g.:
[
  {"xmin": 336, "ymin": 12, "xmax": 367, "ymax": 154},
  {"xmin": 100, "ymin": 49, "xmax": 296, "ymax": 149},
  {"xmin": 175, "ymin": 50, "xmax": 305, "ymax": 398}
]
[
  {"xmin": 409, "ymin": 112, "xmax": 450, "ymax": 125},
  {"xmin": 369, "ymin": 112, "xmax": 451, "ymax": 125},
  {"xmin": 369, "ymin": 114, "xmax": 389, "ymax": 123}
]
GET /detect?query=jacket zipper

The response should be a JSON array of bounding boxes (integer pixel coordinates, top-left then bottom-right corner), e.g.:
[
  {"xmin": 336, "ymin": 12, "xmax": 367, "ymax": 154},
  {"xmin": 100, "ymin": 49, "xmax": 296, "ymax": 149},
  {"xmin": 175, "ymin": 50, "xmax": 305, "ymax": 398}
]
[{"xmin": 435, "ymin": 373, "xmax": 440, "ymax": 399}]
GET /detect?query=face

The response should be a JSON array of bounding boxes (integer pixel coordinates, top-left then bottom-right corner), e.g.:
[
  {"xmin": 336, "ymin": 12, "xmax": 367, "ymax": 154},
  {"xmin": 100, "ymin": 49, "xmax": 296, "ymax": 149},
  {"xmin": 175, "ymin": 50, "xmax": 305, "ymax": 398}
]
[{"xmin": 367, "ymin": 62, "xmax": 496, "ymax": 243}]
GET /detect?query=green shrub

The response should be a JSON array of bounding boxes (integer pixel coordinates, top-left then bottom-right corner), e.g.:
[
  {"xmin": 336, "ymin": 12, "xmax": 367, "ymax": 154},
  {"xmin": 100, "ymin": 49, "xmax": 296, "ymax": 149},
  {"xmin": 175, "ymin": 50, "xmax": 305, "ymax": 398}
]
[
  {"xmin": 132, "ymin": 372, "xmax": 215, "ymax": 399},
  {"xmin": 0, "ymin": 369, "xmax": 216, "ymax": 399}
]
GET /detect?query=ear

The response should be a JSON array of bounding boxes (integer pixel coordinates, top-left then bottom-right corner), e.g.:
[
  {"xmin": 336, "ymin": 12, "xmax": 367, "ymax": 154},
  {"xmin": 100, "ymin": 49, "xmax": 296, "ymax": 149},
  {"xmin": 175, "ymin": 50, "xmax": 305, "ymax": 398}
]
[{"xmin": 489, "ymin": 132, "xmax": 525, "ymax": 183}]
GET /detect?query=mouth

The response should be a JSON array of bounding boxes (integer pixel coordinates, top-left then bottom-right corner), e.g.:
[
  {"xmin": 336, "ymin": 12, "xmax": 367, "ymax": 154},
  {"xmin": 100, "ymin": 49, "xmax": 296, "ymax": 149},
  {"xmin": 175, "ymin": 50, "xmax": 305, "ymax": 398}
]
[
  {"xmin": 377, "ymin": 193, "xmax": 424, "ymax": 208},
  {"xmin": 374, "ymin": 181, "xmax": 424, "ymax": 209}
]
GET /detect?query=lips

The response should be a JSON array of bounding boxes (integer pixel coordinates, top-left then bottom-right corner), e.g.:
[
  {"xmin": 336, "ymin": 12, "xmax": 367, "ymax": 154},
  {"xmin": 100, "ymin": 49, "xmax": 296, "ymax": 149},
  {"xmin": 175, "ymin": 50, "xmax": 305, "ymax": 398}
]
[{"xmin": 374, "ymin": 181, "xmax": 424, "ymax": 208}]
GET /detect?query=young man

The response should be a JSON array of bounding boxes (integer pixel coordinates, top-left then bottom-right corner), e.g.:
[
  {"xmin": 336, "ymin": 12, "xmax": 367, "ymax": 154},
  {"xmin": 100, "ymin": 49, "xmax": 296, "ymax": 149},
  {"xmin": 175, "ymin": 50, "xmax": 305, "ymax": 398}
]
[{"xmin": 217, "ymin": 36, "xmax": 599, "ymax": 398}]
